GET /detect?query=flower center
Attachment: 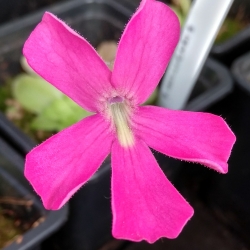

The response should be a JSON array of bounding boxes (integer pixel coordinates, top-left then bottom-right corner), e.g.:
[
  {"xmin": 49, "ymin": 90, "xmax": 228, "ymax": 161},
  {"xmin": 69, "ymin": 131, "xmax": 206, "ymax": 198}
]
[
  {"xmin": 109, "ymin": 96, "xmax": 134, "ymax": 147},
  {"xmin": 109, "ymin": 96, "xmax": 124, "ymax": 104}
]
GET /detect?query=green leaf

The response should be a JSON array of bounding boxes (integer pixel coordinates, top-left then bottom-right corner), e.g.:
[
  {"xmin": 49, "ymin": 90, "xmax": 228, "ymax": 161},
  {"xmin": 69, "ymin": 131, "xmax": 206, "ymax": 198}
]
[
  {"xmin": 0, "ymin": 78, "xmax": 12, "ymax": 111},
  {"xmin": 31, "ymin": 96, "xmax": 92, "ymax": 131},
  {"xmin": 179, "ymin": 0, "xmax": 191, "ymax": 16},
  {"xmin": 143, "ymin": 88, "xmax": 158, "ymax": 105},
  {"xmin": 31, "ymin": 115, "xmax": 61, "ymax": 131},
  {"xmin": 170, "ymin": 5, "xmax": 185, "ymax": 26},
  {"xmin": 216, "ymin": 18, "xmax": 245, "ymax": 44},
  {"xmin": 20, "ymin": 56, "xmax": 38, "ymax": 76},
  {"xmin": 12, "ymin": 74, "xmax": 62, "ymax": 114}
]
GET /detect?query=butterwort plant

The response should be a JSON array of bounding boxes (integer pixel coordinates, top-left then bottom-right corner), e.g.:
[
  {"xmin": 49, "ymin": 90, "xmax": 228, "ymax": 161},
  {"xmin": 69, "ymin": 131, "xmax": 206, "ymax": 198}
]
[{"xmin": 24, "ymin": 0, "xmax": 235, "ymax": 243}]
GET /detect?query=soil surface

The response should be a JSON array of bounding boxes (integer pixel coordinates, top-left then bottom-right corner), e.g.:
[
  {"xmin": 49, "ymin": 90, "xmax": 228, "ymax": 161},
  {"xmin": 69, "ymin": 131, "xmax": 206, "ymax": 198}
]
[
  {"xmin": 0, "ymin": 206, "xmax": 22, "ymax": 249},
  {"xmin": 0, "ymin": 197, "xmax": 42, "ymax": 249}
]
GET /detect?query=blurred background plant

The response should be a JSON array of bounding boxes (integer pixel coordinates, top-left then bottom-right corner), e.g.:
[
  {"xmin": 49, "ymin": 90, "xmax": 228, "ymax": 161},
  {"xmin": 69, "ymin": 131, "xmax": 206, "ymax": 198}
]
[
  {"xmin": 0, "ymin": 56, "xmax": 92, "ymax": 142},
  {"xmin": 169, "ymin": 0, "xmax": 191, "ymax": 26},
  {"xmin": 216, "ymin": 8, "xmax": 248, "ymax": 44},
  {"xmin": 0, "ymin": 40, "xmax": 158, "ymax": 142}
]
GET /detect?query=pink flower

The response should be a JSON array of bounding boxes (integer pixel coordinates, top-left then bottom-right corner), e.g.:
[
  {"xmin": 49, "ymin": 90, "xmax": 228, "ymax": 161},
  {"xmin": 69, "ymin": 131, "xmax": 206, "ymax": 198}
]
[{"xmin": 24, "ymin": 0, "xmax": 235, "ymax": 243}]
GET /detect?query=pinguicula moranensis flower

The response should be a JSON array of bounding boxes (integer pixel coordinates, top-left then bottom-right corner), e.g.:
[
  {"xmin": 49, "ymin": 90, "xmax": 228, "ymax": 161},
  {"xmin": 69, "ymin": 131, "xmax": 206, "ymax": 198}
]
[{"xmin": 24, "ymin": 0, "xmax": 236, "ymax": 243}]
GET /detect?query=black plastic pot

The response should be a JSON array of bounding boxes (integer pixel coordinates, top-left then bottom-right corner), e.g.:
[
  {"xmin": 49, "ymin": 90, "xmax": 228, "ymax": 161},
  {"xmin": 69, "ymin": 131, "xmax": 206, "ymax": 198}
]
[
  {"xmin": 185, "ymin": 58, "xmax": 233, "ymax": 111},
  {"xmin": 210, "ymin": 0, "xmax": 250, "ymax": 66},
  {"xmin": 0, "ymin": 0, "xmax": 68, "ymax": 25},
  {"xmin": 232, "ymin": 51, "xmax": 250, "ymax": 93},
  {"xmin": 0, "ymin": 136, "xmax": 68, "ymax": 250},
  {"xmin": 0, "ymin": 112, "xmax": 35, "ymax": 156},
  {"xmin": 203, "ymin": 52, "xmax": 250, "ymax": 245}
]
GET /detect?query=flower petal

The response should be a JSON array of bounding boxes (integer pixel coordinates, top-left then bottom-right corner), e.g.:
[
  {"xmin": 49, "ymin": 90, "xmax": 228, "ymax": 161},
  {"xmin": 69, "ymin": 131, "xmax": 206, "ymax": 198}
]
[
  {"xmin": 111, "ymin": 139, "xmax": 193, "ymax": 242},
  {"xmin": 111, "ymin": 0, "xmax": 180, "ymax": 104},
  {"xmin": 25, "ymin": 114, "xmax": 114, "ymax": 209},
  {"xmin": 133, "ymin": 106, "xmax": 236, "ymax": 173},
  {"xmin": 23, "ymin": 12, "xmax": 113, "ymax": 112}
]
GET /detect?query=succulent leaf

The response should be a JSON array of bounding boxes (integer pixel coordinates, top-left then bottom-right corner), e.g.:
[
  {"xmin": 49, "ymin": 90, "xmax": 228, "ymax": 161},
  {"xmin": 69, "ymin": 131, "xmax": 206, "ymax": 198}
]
[{"xmin": 13, "ymin": 74, "xmax": 62, "ymax": 114}]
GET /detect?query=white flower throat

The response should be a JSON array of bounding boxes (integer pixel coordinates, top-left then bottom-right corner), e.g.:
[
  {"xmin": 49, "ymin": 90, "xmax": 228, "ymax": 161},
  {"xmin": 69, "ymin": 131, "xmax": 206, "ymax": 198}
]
[{"xmin": 109, "ymin": 96, "xmax": 134, "ymax": 148}]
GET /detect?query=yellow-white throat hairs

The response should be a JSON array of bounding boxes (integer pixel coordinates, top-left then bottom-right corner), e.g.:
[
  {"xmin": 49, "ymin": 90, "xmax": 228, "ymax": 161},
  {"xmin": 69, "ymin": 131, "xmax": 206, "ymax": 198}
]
[{"xmin": 109, "ymin": 96, "xmax": 134, "ymax": 148}]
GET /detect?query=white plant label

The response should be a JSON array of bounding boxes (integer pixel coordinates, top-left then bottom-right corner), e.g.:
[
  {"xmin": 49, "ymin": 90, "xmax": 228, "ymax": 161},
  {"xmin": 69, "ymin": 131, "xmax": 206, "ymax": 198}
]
[{"xmin": 159, "ymin": 0, "xmax": 234, "ymax": 110}]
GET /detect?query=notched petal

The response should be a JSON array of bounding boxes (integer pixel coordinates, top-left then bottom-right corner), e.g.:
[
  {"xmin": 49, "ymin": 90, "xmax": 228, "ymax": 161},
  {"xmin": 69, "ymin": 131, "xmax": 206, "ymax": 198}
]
[
  {"xmin": 111, "ymin": 139, "xmax": 194, "ymax": 242},
  {"xmin": 25, "ymin": 114, "xmax": 114, "ymax": 209},
  {"xmin": 23, "ymin": 12, "xmax": 113, "ymax": 112},
  {"xmin": 112, "ymin": 0, "xmax": 180, "ymax": 104},
  {"xmin": 133, "ymin": 106, "xmax": 236, "ymax": 173}
]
